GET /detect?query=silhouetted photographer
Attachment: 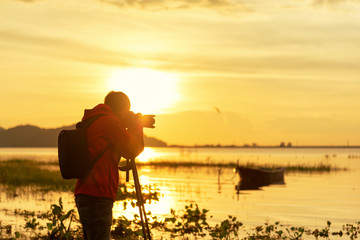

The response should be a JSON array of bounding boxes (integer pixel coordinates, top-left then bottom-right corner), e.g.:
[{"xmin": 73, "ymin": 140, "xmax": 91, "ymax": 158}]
[{"xmin": 73, "ymin": 91, "xmax": 154, "ymax": 240}]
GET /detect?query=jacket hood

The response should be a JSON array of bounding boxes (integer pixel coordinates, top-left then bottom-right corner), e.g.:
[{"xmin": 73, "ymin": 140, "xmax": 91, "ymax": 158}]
[{"xmin": 82, "ymin": 104, "xmax": 114, "ymax": 121}]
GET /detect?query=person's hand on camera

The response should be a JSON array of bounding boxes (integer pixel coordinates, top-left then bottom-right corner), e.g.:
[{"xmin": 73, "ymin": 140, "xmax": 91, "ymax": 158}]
[{"xmin": 125, "ymin": 111, "xmax": 142, "ymax": 128}]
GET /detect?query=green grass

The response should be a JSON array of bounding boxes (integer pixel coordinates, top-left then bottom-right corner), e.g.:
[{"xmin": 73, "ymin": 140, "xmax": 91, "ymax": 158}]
[
  {"xmin": 138, "ymin": 160, "xmax": 239, "ymax": 169},
  {"xmin": 0, "ymin": 159, "xmax": 75, "ymax": 191},
  {"xmin": 0, "ymin": 158, "xmax": 346, "ymax": 192},
  {"xmin": 137, "ymin": 160, "xmax": 347, "ymax": 172}
]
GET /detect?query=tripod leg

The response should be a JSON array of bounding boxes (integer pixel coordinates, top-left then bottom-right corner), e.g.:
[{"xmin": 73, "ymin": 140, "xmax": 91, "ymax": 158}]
[
  {"xmin": 132, "ymin": 164, "xmax": 152, "ymax": 240},
  {"xmin": 126, "ymin": 158, "xmax": 130, "ymax": 182}
]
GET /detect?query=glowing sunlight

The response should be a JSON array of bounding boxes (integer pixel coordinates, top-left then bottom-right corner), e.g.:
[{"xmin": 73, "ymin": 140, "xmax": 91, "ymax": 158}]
[
  {"xmin": 137, "ymin": 147, "xmax": 156, "ymax": 163},
  {"xmin": 107, "ymin": 68, "xmax": 180, "ymax": 114}
]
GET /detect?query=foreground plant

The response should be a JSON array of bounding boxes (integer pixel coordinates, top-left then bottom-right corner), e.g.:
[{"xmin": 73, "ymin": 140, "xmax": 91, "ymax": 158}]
[
  {"xmin": 113, "ymin": 205, "xmax": 360, "ymax": 240},
  {"xmin": 209, "ymin": 216, "xmax": 243, "ymax": 240},
  {"xmin": 111, "ymin": 203, "xmax": 213, "ymax": 239},
  {"xmin": 24, "ymin": 197, "xmax": 82, "ymax": 240},
  {"xmin": 243, "ymin": 221, "xmax": 360, "ymax": 240},
  {"xmin": 165, "ymin": 203, "xmax": 210, "ymax": 238},
  {"xmin": 1, "ymin": 198, "xmax": 359, "ymax": 240}
]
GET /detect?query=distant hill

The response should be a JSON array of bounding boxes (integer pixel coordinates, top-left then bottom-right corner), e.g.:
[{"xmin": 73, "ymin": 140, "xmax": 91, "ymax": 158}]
[
  {"xmin": 0, "ymin": 124, "xmax": 167, "ymax": 147},
  {"xmin": 143, "ymin": 136, "xmax": 167, "ymax": 147}
]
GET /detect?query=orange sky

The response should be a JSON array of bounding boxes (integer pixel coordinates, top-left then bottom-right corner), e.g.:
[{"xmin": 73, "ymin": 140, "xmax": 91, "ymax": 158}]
[{"xmin": 1, "ymin": 0, "xmax": 360, "ymax": 146}]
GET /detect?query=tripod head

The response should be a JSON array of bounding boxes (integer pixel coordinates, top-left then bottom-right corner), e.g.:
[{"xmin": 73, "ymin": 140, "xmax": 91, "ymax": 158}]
[{"xmin": 119, "ymin": 158, "xmax": 136, "ymax": 182}]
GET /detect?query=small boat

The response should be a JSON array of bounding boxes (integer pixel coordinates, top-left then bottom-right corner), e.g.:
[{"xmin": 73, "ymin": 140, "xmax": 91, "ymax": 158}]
[{"xmin": 235, "ymin": 166, "xmax": 285, "ymax": 190}]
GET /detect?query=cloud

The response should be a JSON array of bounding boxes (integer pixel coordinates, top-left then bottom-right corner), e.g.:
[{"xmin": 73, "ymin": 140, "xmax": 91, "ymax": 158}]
[
  {"xmin": 0, "ymin": 30, "xmax": 133, "ymax": 67},
  {"xmin": 14, "ymin": 0, "xmax": 41, "ymax": 2},
  {"xmin": 312, "ymin": 0, "xmax": 360, "ymax": 6},
  {"xmin": 2, "ymin": 29, "xmax": 357, "ymax": 80},
  {"xmin": 101, "ymin": 0, "xmax": 245, "ymax": 11},
  {"xmin": 12, "ymin": 0, "xmax": 248, "ymax": 12}
]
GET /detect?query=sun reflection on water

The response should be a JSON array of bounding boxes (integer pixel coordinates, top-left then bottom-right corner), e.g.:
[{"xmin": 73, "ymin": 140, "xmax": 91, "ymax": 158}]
[
  {"xmin": 114, "ymin": 160, "xmax": 176, "ymax": 222},
  {"xmin": 113, "ymin": 185, "xmax": 174, "ymax": 222},
  {"xmin": 137, "ymin": 147, "xmax": 158, "ymax": 163}
]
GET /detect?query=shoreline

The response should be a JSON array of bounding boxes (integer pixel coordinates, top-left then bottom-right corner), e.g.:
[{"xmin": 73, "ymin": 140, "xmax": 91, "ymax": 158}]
[{"xmin": 1, "ymin": 145, "xmax": 360, "ymax": 149}]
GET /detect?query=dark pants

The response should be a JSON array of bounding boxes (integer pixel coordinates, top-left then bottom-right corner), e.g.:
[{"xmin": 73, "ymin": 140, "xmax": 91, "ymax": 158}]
[{"xmin": 75, "ymin": 195, "xmax": 113, "ymax": 240}]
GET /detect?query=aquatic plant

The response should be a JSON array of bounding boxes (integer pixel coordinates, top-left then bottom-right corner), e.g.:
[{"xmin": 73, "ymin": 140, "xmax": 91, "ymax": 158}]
[
  {"xmin": 0, "ymin": 158, "xmax": 347, "ymax": 193},
  {"xmin": 23, "ymin": 197, "xmax": 82, "ymax": 240},
  {"xmin": 165, "ymin": 203, "xmax": 210, "ymax": 238},
  {"xmin": 0, "ymin": 221, "xmax": 21, "ymax": 239},
  {"xmin": 112, "ymin": 203, "xmax": 213, "ymax": 239},
  {"xmin": 0, "ymin": 159, "xmax": 160, "ymax": 201},
  {"xmin": 1, "ymin": 197, "xmax": 359, "ymax": 240},
  {"xmin": 0, "ymin": 159, "xmax": 75, "ymax": 191},
  {"xmin": 116, "ymin": 183, "xmax": 160, "ymax": 210},
  {"xmin": 208, "ymin": 215, "xmax": 243, "ymax": 240},
  {"xmin": 137, "ymin": 160, "xmax": 347, "ymax": 173},
  {"xmin": 111, "ymin": 204, "xmax": 359, "ymax": 240}
]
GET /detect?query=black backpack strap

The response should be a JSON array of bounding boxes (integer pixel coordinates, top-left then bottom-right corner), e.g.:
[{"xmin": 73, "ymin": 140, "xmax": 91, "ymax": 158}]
[
  {"xmin": 76, "ymin": 114, "xmax": 110, "ymax": 178},
  {"xmin": 82, "ymin": 145, "xmax": 110, "ymax": 178},
  {"xmin": 76, "ymin": 114, "xmax": 106, "ymax": 130}
]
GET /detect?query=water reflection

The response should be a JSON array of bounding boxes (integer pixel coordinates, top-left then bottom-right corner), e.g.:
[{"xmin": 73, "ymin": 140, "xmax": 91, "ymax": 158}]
[
  {"xmin": 113, "ymin": 185, "xmax": 174, "ymax": 222},
  {"xmin": 137, "ymin": 148, "xmax": 157, "ymax": 163},
  {"xmin": 1, "ymin": 147, "xmax": 360, "ymax": 233}
]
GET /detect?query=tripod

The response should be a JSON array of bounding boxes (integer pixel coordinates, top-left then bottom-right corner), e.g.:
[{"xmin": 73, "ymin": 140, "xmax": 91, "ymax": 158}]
[{"xmin": 119, "ymin": 158, "xmax": 152, "ymax": 240}]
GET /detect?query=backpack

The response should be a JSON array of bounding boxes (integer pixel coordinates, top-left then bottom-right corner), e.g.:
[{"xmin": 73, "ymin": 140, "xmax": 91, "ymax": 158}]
[{"xmin": 58, "ymin": 115, "xmax": 107, "ymax": 179}]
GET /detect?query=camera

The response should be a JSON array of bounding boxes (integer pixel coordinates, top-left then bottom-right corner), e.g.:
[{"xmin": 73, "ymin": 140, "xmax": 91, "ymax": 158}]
[{"xmin": 127, "ymin": 112, "xmax": 155, "ymax": 128}]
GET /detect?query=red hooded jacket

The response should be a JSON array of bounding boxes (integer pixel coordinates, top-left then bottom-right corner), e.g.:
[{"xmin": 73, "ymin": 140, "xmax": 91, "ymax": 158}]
[{"xmin": 74, "ymin": 104, "xmax": 144, "ymax": 201}]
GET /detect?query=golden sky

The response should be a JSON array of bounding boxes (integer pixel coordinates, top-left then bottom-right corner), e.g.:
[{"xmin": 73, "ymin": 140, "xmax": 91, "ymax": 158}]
[{"xmin": 1, "ymin": 0, "xmax": 360, "ymax": 146}]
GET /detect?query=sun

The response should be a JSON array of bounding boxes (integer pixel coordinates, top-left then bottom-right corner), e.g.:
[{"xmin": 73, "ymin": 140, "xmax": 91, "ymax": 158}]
[{"xmin": 107, "ymin": 68, "xmax": 180, "ymax": 114}]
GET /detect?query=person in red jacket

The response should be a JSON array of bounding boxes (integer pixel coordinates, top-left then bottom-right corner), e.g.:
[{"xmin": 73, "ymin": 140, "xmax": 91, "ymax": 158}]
[{"xmin": 75, "ymin": 91, "xmax": 144, "ymax": 240}]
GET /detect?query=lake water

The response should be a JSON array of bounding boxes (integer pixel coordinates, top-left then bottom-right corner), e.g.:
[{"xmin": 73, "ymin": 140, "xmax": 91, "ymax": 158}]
[{"xmin": 1, "ymin": 147, "xmax": 360, "ymax": 238}]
